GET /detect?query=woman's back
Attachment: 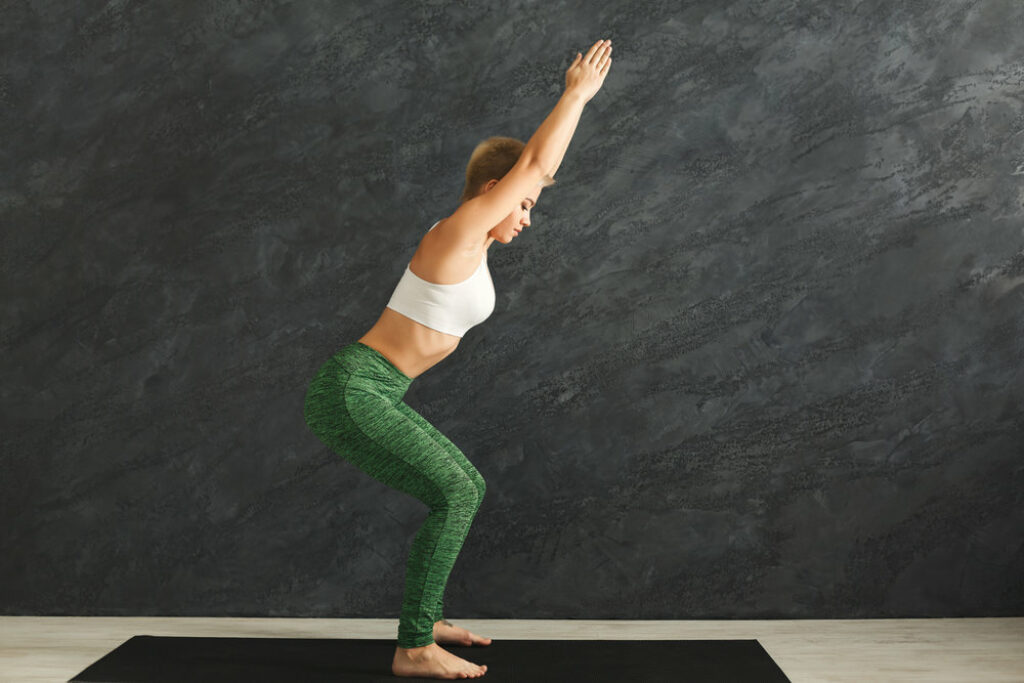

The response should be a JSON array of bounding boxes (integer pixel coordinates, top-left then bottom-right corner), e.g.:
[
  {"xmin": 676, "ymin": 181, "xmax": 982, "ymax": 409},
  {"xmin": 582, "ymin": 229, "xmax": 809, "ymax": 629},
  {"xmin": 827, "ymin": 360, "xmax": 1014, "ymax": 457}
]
[{"xmin": 358, "ymin": 218, "xmax": 493, "ymax": 379}]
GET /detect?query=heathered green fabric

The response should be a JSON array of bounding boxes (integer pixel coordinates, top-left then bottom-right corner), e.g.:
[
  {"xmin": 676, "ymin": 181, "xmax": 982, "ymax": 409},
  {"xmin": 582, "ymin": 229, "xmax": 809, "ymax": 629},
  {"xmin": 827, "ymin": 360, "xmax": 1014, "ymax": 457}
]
[{"xmin": 303, "ymin": 342, "xmax": 485, "ymax": 648}]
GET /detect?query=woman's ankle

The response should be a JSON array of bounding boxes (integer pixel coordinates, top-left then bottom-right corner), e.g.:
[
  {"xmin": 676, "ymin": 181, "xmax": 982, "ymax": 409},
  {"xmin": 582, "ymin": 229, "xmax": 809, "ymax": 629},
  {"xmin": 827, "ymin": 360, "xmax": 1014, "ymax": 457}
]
[{"xmin": 396, "ymin": 641, "xmax": 436, "ymax": 653}]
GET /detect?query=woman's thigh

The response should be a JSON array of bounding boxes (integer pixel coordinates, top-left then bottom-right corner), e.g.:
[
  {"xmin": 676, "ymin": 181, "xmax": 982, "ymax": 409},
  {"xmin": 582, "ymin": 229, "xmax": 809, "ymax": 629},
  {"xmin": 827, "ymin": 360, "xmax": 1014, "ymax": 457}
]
[
  {"xmin": 393, "ymin": 401, "xmax": 486, "ymax": 502},
  {"xmin": 340, "ymin": 382, "xmax": 480, "ymax": 508}
]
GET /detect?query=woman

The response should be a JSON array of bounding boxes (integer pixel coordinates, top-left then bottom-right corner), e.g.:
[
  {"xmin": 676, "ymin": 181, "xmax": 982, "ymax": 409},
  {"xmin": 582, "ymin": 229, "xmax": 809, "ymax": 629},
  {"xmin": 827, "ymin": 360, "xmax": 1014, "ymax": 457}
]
[{"xmin": 303, "ymin": 38, "xmax": 612, "ymax": 679}]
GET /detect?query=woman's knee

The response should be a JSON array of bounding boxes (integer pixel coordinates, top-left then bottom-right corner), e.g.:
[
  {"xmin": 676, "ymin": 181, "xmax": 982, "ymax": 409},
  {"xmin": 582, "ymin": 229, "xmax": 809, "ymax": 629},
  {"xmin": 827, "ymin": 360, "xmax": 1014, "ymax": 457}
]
[
  {"xmin": 432, "ymin": 470, "xmax": 482, "ymax": 512},
  {"xmin": 453, "ymin": 462, "xmax": 485, "ymax": 506},
  {"xmin": 471, "ymin": 471, "xmax": 485, "ymax": 504}
]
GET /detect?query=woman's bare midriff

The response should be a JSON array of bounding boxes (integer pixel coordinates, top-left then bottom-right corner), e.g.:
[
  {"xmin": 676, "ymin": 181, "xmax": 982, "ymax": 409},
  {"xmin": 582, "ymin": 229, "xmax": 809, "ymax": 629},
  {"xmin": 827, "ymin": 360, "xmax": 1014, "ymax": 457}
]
[
  {"xmin": 357, "ymin": 308, "xmax": 461, "ymax": 379},
  {"xmin": 356, "ymin": 219, "xmax": 486, "ymax": 380}
]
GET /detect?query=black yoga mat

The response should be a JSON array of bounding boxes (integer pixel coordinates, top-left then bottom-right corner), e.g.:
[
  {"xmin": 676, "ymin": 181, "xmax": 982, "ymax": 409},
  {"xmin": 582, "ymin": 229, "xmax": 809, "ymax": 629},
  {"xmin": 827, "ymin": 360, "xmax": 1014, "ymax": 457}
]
[{"xmin": 69, "ymin": 635, "xmax": 792, "ymax": 682}]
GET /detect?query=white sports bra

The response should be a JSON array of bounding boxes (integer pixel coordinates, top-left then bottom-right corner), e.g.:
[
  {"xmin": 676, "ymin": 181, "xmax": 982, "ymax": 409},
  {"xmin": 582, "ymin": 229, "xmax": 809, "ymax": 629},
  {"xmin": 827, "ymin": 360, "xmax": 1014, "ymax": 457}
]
[{"xmin": 385, "ymin": 220, "xmax": 496, "ymax": 338}]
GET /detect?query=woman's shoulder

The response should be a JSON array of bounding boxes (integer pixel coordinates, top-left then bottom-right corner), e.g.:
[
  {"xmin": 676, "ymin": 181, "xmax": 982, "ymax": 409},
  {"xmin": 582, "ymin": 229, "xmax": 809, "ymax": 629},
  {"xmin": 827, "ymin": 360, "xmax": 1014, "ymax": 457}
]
[{"xmin": 428, "ymin": 217, "xmax": 484, "ymax": 255}]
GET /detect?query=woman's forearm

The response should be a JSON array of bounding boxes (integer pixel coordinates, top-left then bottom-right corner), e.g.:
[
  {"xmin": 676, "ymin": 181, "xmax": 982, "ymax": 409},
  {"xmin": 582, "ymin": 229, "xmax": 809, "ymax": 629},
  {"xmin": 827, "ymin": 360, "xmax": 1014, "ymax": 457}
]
[
  {"xmin": 522, "ymin": 90, "xmax": 587, "ymax": 177},
  {"xmin": 544, "ymin": 106, "xmax": 581, "ymax": 179}
]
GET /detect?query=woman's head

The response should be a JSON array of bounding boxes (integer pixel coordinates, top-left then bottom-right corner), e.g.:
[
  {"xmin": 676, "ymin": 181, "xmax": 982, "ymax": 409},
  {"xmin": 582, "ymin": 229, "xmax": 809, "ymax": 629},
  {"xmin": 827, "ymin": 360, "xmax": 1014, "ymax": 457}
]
[{"xmin": 460, "ymin": 136, "xmax": 556, "ymax": 244}]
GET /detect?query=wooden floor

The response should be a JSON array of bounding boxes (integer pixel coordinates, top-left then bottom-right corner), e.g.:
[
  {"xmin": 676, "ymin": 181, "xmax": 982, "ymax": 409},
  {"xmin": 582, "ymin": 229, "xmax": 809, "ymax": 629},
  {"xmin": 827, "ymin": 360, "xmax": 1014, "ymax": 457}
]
[{"xmin": 1, "ymin": 617, "xmax": 1021, "ymax": 681}]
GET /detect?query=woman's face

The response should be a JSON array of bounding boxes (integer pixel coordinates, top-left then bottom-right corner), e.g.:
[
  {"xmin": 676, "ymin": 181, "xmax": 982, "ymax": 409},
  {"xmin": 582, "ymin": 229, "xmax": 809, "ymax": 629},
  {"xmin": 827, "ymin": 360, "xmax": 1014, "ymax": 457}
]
[{"xmin": 488, "ymin": 190, "xmax": 540, "ymax": 244}]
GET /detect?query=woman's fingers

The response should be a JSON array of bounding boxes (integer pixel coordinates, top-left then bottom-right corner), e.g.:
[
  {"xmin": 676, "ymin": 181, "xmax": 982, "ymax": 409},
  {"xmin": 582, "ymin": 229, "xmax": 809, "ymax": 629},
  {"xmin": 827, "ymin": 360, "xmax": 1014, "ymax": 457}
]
[
  {"xmin": 585, "ymin": 39, "xmax": 609, "ymax": 63},
  {"xmin": 565, "ymin": 40, "xmax": 613, "ymax": 101}
]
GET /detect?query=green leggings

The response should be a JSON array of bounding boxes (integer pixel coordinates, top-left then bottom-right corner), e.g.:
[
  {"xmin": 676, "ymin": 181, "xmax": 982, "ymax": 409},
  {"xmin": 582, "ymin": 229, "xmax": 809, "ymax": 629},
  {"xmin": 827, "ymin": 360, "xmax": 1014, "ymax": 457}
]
[{"xmin": 302, "ymin": 341, "xmax": 485, "ymax": 648}]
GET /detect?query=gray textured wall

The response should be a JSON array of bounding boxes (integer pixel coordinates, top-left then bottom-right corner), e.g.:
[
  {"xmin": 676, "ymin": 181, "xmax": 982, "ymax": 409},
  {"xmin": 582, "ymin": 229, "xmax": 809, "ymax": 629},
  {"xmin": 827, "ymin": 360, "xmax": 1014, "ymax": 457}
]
[{"xmin": 3, "ymin": 1, "xmax": 1022, "ymax": 620}]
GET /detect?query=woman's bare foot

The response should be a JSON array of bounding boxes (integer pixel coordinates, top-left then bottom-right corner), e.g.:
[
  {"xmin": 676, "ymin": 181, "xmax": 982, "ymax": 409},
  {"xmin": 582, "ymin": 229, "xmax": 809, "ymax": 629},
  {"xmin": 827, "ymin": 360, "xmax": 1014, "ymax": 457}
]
[
  {"xmin": 392, "ymin": 642, "xmax": 488, "ymax": 679},
  {"xmin": 433, "ymin": 619, "xmax": 493, "ymax": 646}
]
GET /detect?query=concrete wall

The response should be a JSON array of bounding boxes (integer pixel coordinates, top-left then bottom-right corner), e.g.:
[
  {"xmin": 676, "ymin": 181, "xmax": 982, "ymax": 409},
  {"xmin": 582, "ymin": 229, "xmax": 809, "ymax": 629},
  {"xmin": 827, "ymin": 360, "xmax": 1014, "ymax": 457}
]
[{"xmin": 3, "ymin": 1, "xmax": 1022, "ymax": 619}]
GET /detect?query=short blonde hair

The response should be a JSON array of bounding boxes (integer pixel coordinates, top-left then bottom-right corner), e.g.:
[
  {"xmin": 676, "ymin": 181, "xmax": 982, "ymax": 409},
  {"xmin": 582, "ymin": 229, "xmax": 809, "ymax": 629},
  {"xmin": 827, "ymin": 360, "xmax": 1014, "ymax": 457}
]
[{"xmin": 459, "ymin": 135, "xmax": 556, "ymax": 204}]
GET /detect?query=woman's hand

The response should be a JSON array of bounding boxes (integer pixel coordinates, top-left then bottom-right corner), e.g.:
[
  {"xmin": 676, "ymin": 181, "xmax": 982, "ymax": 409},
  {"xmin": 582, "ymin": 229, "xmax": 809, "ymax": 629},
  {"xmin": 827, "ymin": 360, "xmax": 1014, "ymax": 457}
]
[{"xmin": 564, "ymin": 38, "xmax": 613, "ymax": 103}]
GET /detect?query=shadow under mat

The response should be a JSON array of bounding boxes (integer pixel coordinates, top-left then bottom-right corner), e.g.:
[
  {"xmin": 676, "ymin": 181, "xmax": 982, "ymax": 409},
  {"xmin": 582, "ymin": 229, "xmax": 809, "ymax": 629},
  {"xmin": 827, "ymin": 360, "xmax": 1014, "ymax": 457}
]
[{"xmin": 69, "ymin": 635, "xmax": 792, "ymax": 682}]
